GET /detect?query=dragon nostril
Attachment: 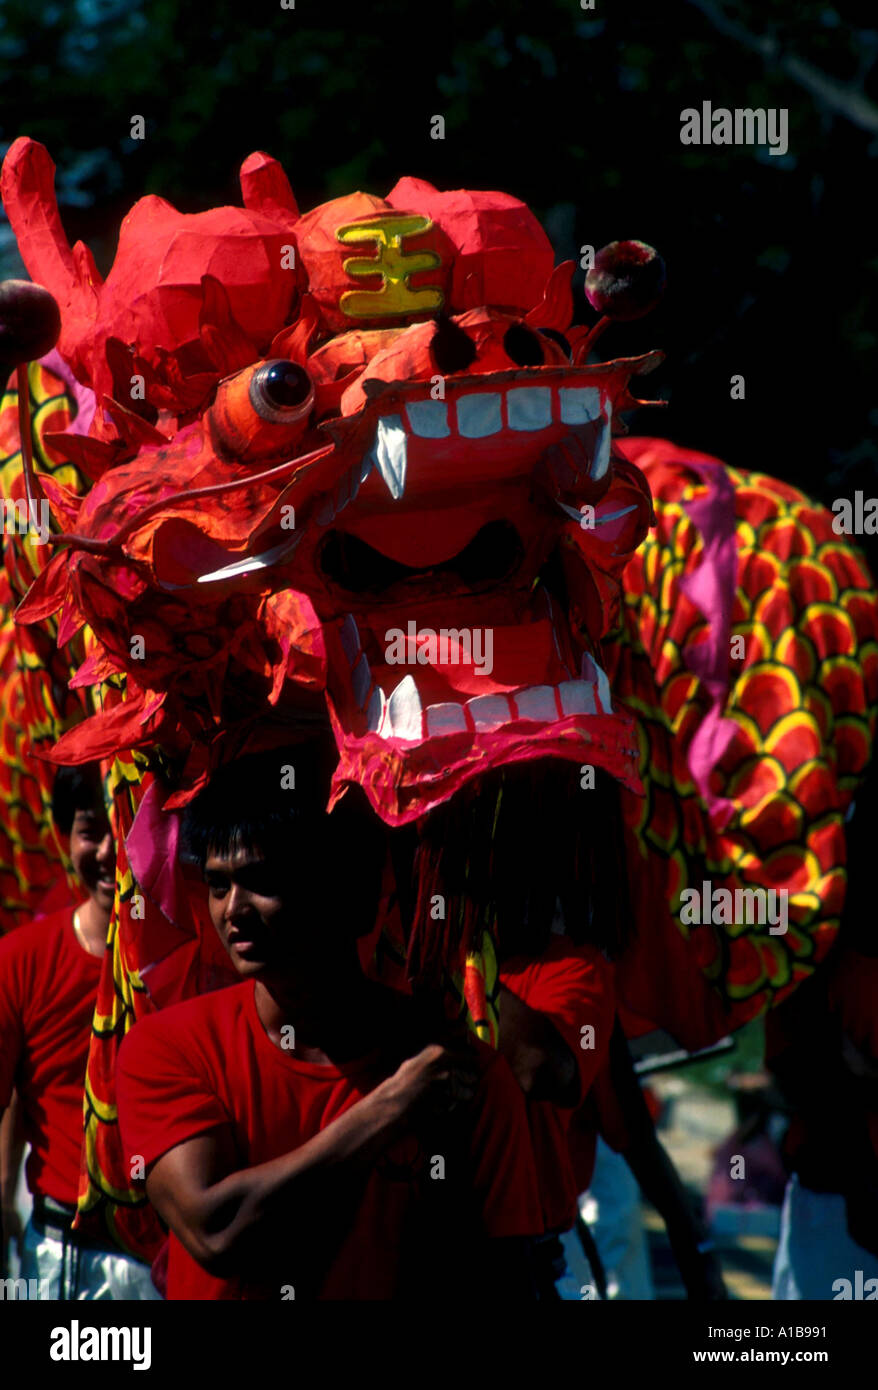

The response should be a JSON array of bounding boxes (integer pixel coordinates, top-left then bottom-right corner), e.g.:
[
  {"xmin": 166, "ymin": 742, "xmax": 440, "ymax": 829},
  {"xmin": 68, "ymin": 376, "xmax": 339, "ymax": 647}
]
[
  {"xmin": 538, "ymin": 328, "xmax": 572, "ymax": 359},
  {"xmin": 503, "ymin": 322, "xmax": 545, "ymax": 367},
  {"xmin": 430, "ymin": 316, "xmax": 478, "ymax": 375}
]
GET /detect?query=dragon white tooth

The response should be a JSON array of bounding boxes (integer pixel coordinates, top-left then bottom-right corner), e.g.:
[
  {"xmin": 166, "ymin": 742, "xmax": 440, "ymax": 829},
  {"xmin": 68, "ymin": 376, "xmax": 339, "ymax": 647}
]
[
  {"xmin": 366, "ymin": 686, "xmax": 387, "ymax": 732},
  {"xmin": 558, "ymin": 386, "xmax": 601, "ymax": 425},
  {"xmin": 352, "ymin": 653, "xmax": 371, "ymax": 708},
  {"xmin": 465, "ymin": 694, "xmax": 510, "ymax": 731},
  {"xmin": 593, "ymin": 503, "xmax": 638, "ymax": 526},
  {"xmin": 511, "ymin": 685, "xmax": 556, "ymax": 721},
  {"xmin": 348, "ymin": 460, "xmax": 366, "ymax": 502},
  {"xmin": 424, "ymin": 703, "xmax": 469, "ymax": 736},
  {"xmin": 558, "ymin": 680, "xmax": 597, "ymax": 716},
  {"xmin": 196, "ymin": 534, "xmax": 302, "ymax": 584},
  {"xmin": 406, "ymin": 399, "xmax": 450, "ymax": 439},
  {"xmin": 455, "ymin": 392, "xmax": 502, "ymax": 439},
  {"xmin": 590, "ymin": 403, "xmax": 612, "ymax": 481},
  {"xmin": 387, "ymin": 674, "xmax": 422, "ymax": 740},
  {"xmin": 557, "ymin": 500, "xmax": 584, "ymax": 524},
  {"xmin": 349, "ymin": 455, "xmax": 373, "ymax": 504},
  {"xmin": 339, "ymin": 614, "xmax": 360, "ymax": 665},
  {"xmin": 367, "ymin": 414, "xmax": 408, "ymax": 500},
  {"xmin": 581, "ymin": 652, "xmax": 613, "ymax": 711},
  {"xmin": 506, "ymin": 386, "xmax": 552, "ymax": 432}
]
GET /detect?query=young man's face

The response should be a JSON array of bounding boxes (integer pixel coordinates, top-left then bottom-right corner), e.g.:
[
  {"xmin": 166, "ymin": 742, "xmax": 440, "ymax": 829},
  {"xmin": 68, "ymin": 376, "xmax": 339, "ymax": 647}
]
[
  {"xmin": 69, "ymin": 804, "xmax": 116, "ymax": 912},
  {"xmin": 204, "ymin": 843, "xmax": 302, "ymax": 980}
]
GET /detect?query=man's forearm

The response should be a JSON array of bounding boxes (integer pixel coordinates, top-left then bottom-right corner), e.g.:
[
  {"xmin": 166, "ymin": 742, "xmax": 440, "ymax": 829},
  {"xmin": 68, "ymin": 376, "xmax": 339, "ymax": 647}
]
[
  {"xmin": 155, "ymin": 1074, "xmax": 413, "ymax": 1278},
  {"xmin": 0, "ymin": 1098, "xmax": 26, "ymax": 1276},
  {"xmin": 0, "ymin": 1095, "xmax": 25, "ymax": 1211}
]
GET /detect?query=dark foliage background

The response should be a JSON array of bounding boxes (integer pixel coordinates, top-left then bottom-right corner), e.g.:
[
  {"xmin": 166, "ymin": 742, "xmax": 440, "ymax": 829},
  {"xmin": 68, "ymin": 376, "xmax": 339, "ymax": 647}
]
[{"xmin": 1, "ymin": 0, "xmax": 876, "ymax": 568}]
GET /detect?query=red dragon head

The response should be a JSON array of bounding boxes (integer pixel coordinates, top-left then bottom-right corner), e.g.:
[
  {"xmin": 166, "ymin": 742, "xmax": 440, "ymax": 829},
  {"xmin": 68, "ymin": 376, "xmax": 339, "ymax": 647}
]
[{"xmin": 3, "ymin": 139, "xmax": 664, "ymax": 823}]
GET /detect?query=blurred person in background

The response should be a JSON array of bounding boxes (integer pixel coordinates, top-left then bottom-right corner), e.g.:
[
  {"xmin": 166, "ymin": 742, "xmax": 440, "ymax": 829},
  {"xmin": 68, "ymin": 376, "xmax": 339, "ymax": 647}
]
[
  {"xmin": 0, "ymin": 764, "xmax": 160, "ymax": 1299},
  {"xmin": 768, "ymin": 756, "xmax": 878, "ymax": 1300}
]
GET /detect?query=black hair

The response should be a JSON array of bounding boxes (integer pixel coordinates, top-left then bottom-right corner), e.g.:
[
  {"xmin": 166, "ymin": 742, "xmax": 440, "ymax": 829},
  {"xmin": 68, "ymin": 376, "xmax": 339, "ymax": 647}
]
[
  {"xmin": 180, "ymin": 741, "xmax": 388, "ymax": 934},
  {"xmin": 51, "ymin": 764, "xmax": 106, "ymax": 837},
  {"xmin": 180, "ymin": 739, "xmax": 340, "ymax": 870}
]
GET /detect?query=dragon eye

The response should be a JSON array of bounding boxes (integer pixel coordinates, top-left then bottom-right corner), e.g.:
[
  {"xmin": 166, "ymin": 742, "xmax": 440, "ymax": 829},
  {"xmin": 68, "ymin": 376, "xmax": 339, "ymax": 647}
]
[{"xmin": 249, "ymin": 360, "xmax": 314, "ymax": 423}]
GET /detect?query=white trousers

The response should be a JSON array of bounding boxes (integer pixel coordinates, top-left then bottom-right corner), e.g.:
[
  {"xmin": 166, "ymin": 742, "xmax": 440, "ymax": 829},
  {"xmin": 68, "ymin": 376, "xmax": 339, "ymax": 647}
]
[
  {"xmin": 558, "ymin": 1137, "xmax": 655, "ymax": 1300},
  {"xmin": 772, "ymin": 1174, "xmax": 878, "ymax": 1300},
  {"xmin": 19, "ymin": 1216, "xmax": 162, "ymax": 1300}
]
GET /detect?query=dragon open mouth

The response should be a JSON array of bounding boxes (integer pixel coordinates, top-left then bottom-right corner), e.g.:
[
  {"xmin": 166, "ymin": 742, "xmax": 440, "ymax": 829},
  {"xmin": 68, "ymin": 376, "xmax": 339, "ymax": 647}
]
[{"xmin": 318, "ymin": 520, "xmax": 525, "ymax": 595}]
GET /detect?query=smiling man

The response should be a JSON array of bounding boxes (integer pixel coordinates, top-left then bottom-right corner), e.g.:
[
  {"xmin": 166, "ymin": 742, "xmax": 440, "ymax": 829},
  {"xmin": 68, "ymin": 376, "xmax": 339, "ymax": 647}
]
[
  {"xmin": 0, "ymin": 764, "xmax": 160, "ymax": 1299},
  {"xmin": 115, "ymin": 739, "xmax": 543, "ymax": 1300}
]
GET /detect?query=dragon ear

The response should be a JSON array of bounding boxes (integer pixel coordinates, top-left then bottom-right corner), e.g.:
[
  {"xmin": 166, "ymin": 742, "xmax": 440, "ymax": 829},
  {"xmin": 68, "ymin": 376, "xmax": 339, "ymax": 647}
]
[
  {"xmin": 239, "ymin": 151, "xmax": 299, "ymax": 224},
  {"xmin": 199, "ymin": 275, "xmax": 258, "ymax": 374},
  {"xmin": 0, "ymin": 139, "xmax": 101, "ymax": 356},
  {"xmin": 268, "ymin": 292, "xmax": 320, "ymax": 362},
  {"xmin": 41, "ymin": 430, "xmax": 122, "ymax": 481}
]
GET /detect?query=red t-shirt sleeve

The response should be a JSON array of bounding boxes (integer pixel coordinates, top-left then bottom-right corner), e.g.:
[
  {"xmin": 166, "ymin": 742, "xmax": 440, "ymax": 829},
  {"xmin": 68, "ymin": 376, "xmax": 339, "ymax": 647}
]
[
  {"xmin": 468, "ymin": 1049, "xmax": 544, "ymax": 1238},
  {"xmin": 0, "ymin": 934, "xmax": 24, "ymax": 1111},
  {"xmin": 500, "ymin": 938, "xmax": 615, "ymax": 1103},
  {"xmin": 116, "ymin": 1011, "xmax": 233, "ymax": 1170}
]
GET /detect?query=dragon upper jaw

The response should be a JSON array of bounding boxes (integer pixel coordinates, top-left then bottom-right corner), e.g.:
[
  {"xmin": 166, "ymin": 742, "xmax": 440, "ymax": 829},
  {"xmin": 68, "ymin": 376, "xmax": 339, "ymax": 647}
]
[
  {"xmin": 350, "ymin": 378, "xmax": 613, "ymax": 506},
  {"xmin": 194, "ymin": 377, "xmax": 614, "ymax": 586}
]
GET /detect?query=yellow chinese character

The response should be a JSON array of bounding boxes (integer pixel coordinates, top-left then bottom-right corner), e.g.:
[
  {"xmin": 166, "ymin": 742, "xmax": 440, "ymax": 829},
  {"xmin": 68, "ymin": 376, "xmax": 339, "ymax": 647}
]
[{"xmin": 337, "ymin": 213, "xmax": 444, "ymax": 318}]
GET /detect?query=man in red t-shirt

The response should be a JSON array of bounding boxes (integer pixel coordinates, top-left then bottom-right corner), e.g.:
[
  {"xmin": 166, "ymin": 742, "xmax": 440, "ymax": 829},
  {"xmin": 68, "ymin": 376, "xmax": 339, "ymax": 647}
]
[
  {"xmin": 0, "ymin": 764, "xmax": 160, "ymax": 1299},
  {"xmin": 116, "ymin": 741, "xmax": 543, "ymax": 1300},
  {"xmin": 499, "ymin": 934, "xmax": 616, "ymax": 1236},
  {"xmin": 500, "ymin": 934, "xmax": 727, "ymax": 1300},
  {"xmin": 498, "ymin": 932, "xmax": 617, "ymax": 1298}
]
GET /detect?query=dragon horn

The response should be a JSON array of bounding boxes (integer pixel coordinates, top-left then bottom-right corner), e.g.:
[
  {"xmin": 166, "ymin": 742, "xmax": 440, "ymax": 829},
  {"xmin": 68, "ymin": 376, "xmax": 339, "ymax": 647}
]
[
  {"xmin": 0, "ymin": 139, "xmax": 101, "ymax": 364},
  {"xmin": 239, "ymin": 151, "xmax": 299, "ymax": 224}
]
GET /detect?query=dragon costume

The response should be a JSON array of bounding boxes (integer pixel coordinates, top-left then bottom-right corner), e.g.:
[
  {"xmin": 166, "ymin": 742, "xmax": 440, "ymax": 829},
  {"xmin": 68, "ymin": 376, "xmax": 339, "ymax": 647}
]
[{"xmin": 0, "ymin": 137, "xmax": 876, "ymax": 1259}]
